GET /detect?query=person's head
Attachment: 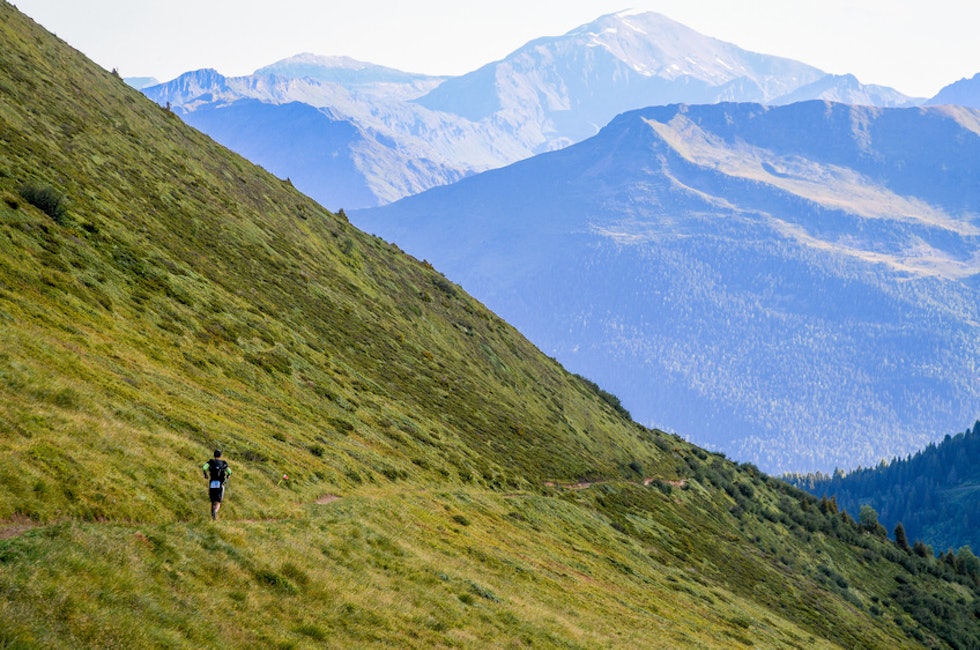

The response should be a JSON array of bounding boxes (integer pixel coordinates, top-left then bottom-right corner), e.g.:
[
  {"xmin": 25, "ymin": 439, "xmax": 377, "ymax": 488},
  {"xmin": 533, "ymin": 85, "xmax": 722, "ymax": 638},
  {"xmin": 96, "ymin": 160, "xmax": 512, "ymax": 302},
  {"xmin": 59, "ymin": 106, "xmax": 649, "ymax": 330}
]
[{"xmin": 214, "ymin": 449, "xmax": 222, "ymax": 458}]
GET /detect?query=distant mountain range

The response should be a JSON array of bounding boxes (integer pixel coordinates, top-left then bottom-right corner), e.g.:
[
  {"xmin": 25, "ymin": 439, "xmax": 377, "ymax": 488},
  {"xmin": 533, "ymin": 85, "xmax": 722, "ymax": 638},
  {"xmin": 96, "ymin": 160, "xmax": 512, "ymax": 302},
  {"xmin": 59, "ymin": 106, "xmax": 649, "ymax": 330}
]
[
  {"xmin": 142, "ymin": 10, "xmax": 925, "ymax": 209},
  {"xmin": 353, "ymin": 101, "xmax": 980, "ymax": 474}
]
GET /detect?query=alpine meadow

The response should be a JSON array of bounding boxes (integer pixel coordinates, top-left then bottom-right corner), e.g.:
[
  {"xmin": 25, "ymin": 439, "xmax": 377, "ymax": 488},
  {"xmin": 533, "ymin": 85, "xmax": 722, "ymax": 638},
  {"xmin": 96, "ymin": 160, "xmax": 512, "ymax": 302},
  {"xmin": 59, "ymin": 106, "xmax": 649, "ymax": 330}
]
[{"xmin": 2, "ymin": 3, "xmax": 980, "ymax": 648}]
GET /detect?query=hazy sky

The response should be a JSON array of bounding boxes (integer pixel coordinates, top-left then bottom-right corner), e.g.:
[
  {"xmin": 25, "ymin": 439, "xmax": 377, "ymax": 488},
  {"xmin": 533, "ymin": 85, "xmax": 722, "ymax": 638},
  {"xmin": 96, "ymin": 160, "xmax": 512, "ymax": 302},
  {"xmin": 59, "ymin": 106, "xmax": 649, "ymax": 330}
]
[{"xmin": 12, "ymin": 0, "xmax": 980, "ymax": 98}]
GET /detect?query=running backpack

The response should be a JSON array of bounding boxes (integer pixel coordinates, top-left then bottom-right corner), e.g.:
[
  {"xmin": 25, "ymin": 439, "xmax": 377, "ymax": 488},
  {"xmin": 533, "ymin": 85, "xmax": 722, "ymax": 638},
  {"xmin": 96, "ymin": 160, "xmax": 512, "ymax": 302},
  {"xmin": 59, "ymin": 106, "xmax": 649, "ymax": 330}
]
[{"xmin": 208, "ymin": 459, "xmax": 228, "ymax": 482}]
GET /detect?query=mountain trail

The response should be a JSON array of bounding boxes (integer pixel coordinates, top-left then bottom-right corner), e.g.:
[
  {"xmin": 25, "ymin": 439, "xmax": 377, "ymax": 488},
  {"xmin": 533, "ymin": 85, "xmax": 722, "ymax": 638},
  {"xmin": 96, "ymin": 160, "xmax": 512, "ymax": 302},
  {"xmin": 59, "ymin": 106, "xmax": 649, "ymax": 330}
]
[
  {"xmin": 0, "ymin": 516, "xmax": 35, "ymax": 540},
  {"xmin": 0, "ymin": 494, "xmax": 346, "ymax": 540},
  {"xmin": 544, "ymin": 477, "xmax": 687, "ymax": 490}
]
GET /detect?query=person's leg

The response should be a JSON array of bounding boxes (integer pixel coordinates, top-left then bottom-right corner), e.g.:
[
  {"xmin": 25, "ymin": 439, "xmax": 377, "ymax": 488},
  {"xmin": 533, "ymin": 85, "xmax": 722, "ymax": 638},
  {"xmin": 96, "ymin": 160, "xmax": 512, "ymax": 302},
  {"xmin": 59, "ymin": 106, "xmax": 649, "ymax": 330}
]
[
  {"xmin": 209, "ymin": 486, "xmax": 221, "ymax": 519},
  {"xmin": 210, "ymin": 485, "xmax": 224, "ymax": 520}
]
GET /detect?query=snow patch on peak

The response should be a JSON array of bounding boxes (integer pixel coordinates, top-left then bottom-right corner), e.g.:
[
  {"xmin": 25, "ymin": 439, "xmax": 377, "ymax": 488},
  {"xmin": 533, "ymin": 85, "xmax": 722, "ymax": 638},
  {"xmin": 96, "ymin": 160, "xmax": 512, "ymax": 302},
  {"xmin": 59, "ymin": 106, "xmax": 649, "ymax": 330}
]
[
  {"xmin": 614, "ymin": 8, "xmax": 650, "ymax": 17},
  {"xmin": 260, "ymin": 53, "xmax": 374, "ymax": 73},
  {"xmin": 615, "ymin": 9, "xmax": 651, "ymax": 34},
  {"xmin": 252, "ymin": 54, "xmax": 445, "ymax": 92},
  {"xmin": 622, "ymin": 20, "xmax": 648, "ymax": 36}
]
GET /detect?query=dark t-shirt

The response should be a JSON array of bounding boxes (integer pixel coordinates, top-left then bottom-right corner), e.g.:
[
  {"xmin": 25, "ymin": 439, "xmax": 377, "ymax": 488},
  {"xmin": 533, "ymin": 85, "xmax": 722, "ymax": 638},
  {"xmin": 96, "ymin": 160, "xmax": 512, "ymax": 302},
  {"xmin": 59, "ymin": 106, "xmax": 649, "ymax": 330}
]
[{"xmin": 203, "ymin": 459, "xmax": 229, "ymax": 502}]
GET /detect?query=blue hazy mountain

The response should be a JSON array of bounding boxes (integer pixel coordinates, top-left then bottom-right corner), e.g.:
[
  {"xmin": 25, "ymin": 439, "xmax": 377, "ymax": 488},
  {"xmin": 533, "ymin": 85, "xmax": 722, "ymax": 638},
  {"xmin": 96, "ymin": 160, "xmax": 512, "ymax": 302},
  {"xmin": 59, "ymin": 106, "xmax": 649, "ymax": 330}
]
[
  {"xmin": 927, "ymin": 73, "xmax": 980, "ymax": 108},
  {"xmin": 352, "ymin": 101, "xmax": 980, "ymax": 474},
  {"xmin": 176, "ymin": 99, "xmax": 377, "ymax": 210},
  {"xmin": 124, "ymin": 76, "xmax": 158, "ymax": 90},
  {"xmin": 771, "ymin": 73, "xmax": 917, "ymax": 107},
  {"xmin": 253, "ymin": 53, "xmax": 443, "ymax": 87},
  {"xmin": 416, "ymin": 11, "xmax": 917, "ymax": 143},
  {"xmin": 142, "ymin": 11, "xmax": 916, "ymax": 209},
  {"xmin": 143, "ymin": 65, "xmax": 474, "ymax": 208}
]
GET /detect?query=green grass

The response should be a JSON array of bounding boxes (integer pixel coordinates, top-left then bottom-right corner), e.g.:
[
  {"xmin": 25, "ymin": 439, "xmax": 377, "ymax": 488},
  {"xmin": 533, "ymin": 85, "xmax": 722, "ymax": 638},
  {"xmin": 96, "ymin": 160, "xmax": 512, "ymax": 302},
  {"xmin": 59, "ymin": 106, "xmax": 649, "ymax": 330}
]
[
  {"xmin": 0, "ymin": 2, "xmax": 978, "ymax": 647},
  {"xmin": 0, "ymin": 489, "xmax": 881, "ymax": 649}
]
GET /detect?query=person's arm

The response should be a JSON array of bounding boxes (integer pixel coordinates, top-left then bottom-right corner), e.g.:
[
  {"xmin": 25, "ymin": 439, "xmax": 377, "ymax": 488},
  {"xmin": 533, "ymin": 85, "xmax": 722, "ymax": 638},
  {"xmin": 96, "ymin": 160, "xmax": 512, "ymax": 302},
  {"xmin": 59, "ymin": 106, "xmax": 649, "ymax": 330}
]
[{"xmin": 202, "ymin": 461, "xmax": 210, "ymax": 478}]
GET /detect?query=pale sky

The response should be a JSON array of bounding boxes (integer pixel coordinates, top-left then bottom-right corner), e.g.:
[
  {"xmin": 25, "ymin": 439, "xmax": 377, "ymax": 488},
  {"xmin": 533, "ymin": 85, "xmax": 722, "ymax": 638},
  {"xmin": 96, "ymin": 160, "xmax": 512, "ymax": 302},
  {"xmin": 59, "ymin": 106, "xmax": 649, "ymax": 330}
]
[{"xmin": 11, "ymin": 0, "xmax": 980, "ymax": 98}]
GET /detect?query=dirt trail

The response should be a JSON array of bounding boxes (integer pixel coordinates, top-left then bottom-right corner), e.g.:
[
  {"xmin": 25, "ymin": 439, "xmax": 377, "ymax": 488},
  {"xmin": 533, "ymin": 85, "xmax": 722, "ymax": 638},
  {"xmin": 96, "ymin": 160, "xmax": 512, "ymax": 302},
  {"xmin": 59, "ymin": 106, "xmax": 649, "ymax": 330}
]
[
  {"xmin": 0, "ymin": 495, "xmax": 345, "ymax": 540},
  {"xmin": 0, "ymin": 517, "xmax": 35, "ymax": 540},
  {"xmin": 545, "ymin": 477, "xmax": 687, "ymax": 490}
]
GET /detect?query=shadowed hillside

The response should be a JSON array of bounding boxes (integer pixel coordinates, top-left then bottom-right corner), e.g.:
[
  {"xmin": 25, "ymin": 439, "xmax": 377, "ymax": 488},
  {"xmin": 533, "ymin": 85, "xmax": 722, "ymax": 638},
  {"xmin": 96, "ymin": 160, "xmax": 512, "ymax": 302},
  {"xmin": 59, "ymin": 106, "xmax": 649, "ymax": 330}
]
[{"xmin": 1, "ymin": 3, "xmax": 979, "ymax": 647}]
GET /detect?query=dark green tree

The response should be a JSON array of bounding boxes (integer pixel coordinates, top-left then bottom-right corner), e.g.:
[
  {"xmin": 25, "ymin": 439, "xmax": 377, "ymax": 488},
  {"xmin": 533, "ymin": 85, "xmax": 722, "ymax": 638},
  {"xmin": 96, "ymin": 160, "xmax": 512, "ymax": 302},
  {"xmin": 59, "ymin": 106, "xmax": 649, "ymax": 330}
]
[
  {"xmin": 913, "ymin": 540, "xmax": 933, "ymax": 558},
  {"xmin": 895, "ymin": 522, "xmax": 911, "ymax": 552},
  {"xmin": 955, "ymin": 547, "xmax": 980, "ymax": 581},
  {"xmin": 859, "ymin": 504, "xmax": 887, "ymax": 537},
  {"xmin": 819, "ymin": 495, "xmax": 839, "ymax": 515}
]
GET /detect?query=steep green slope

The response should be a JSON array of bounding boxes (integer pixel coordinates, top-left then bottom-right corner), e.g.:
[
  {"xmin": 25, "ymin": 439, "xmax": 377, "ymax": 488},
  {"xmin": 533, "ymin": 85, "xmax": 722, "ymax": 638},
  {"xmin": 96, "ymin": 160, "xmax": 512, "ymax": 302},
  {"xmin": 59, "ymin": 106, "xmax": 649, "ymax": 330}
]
[
  {"xmin": 0, "ymin": 1, "xmax": 667, "ymax": 524},
  {"xmin": 1, "ymin": 3, "xmax": 978, "ymax": 647}
]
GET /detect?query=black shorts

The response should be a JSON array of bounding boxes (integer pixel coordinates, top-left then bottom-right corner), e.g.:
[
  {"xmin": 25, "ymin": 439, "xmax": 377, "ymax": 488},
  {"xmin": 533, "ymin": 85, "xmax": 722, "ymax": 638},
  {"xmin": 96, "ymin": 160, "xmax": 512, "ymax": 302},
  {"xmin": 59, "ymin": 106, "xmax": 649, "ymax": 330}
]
[{"xmin": 209, "ymin": 485, "xmax": 225, "ymax": 503}]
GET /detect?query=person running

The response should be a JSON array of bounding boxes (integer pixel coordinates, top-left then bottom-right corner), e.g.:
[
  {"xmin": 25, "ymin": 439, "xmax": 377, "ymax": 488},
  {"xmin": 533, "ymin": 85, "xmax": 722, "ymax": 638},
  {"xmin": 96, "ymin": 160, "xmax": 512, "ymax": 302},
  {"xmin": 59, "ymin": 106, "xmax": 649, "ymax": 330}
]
[{"xmin": 202, "ymin": 449, "xmax": 231, "ymax": 520}]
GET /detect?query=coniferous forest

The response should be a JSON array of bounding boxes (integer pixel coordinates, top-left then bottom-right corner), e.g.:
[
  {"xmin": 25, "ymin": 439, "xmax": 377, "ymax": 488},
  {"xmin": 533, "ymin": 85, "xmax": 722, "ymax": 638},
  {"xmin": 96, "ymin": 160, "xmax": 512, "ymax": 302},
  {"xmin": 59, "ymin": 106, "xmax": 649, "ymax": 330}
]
[{"xmin": 789, "ymin": 421, "xmax": 980, "ymax": 556}]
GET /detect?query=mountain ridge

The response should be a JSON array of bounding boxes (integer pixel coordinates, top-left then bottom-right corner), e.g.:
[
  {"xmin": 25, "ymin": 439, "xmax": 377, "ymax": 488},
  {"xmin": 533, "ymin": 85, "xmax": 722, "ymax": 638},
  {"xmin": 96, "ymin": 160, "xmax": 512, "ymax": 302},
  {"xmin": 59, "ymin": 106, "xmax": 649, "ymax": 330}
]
[
  {"xmin": 142, "ymin": 10, "xmax": 919, "ymax": 209},
  {"xmin": 354, "ymin": 100, "xmax": 980, "ymax": 474},
  {"xmin": 927, "ymin": 72, "xmax": 980, "ymax": 108},
  {"xmin": 255, "ymin": 52, "xmax": 448, "ymax": 85}
]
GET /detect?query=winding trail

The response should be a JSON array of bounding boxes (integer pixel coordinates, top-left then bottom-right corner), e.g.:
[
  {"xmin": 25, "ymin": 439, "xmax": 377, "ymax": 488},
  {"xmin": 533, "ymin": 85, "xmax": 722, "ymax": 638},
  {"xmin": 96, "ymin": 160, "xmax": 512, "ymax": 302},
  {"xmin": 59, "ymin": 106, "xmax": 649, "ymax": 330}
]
[{"xmin": 544, "ymin": 477, "xmax": 688, "ymax": 490}]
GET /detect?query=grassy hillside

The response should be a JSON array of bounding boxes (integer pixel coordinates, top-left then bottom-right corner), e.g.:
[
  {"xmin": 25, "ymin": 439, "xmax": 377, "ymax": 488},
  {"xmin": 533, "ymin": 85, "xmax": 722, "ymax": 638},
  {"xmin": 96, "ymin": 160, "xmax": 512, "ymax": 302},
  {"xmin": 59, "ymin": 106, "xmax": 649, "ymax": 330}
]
[{"xmin": 1, "ymin": 3, "xmax": 979, "ymax": 647}]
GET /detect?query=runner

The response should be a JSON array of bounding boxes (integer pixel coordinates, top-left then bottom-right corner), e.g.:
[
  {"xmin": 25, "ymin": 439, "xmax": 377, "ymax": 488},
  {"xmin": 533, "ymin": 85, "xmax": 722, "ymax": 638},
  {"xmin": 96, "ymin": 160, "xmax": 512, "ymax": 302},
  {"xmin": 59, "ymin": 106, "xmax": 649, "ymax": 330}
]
[{"xmin": 202, "ymin": 449, "xmax": 231, "ymax": 520}]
